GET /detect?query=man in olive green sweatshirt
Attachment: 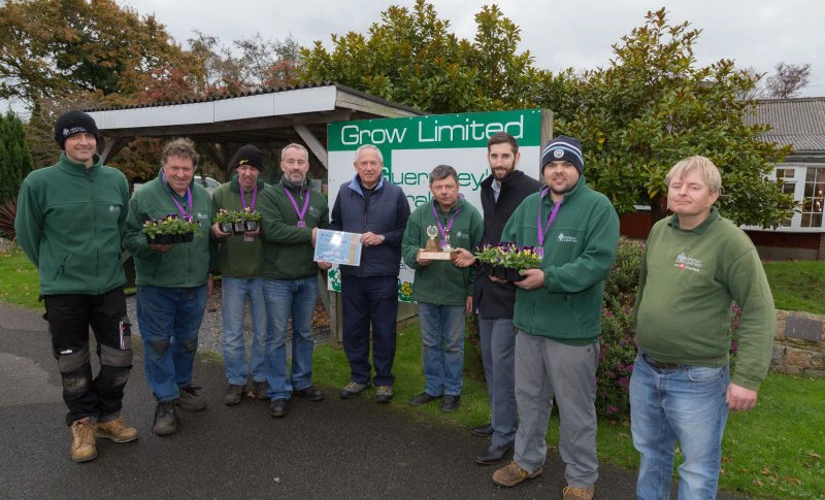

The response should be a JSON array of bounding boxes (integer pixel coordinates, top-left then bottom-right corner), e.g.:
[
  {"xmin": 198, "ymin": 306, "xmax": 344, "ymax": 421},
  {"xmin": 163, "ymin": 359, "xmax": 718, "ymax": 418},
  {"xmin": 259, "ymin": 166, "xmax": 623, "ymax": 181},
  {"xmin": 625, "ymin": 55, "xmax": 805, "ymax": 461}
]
[
  {"xmin": 631, "ymin": 156, "xmax": 775, "ymax": 499},
  {"xmin": 15, "ymin": 110, "xmax": 138, "ymax": 463},
  {"xmin": 210, "ymin": 144, "xmax": 268, "ymax": 406},
  {"xmin": 401, "ymin": 165, "xmax": 483, "ymax": 413},
  {"xmin": 491, "ymin": 136, "xmax": 619, "ymax": 500},
  {"xmin": 259, "ymin": 143, "xmax": 329, "ymax": 419}
]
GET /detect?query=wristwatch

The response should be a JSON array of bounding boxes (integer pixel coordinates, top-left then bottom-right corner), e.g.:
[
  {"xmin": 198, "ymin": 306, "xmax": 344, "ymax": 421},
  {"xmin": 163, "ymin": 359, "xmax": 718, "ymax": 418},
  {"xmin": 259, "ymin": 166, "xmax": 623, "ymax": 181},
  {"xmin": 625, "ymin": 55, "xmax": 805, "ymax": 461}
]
[{"xmin": 378, "ymin": 234, "xmax": 386, "ymax": 243}]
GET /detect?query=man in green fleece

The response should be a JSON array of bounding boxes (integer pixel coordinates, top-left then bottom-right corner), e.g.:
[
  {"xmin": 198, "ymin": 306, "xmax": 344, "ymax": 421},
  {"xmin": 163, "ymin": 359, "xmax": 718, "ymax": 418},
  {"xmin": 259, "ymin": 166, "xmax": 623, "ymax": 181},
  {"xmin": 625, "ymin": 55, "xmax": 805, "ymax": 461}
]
[
  {"xmin": 259, "ymin": 143, "xmax": 329, "ymax": 419},
  {"xmin": 15, "ymin": 110, "xmax": 138, "ymax": 463},
  {"xmin": 491, "ymin": 136, "xmax": 619, "ymax": 500},
  {"xmin": 210, "ymin": 144, "xmax": 268, "ymax": 405},
  {"xmin": 124, "ymin": 138, "xmax": 215, "ymax": 437},
  {"xmin": 402, "ymin": 165, "xmax": 483, "ymax": 413},
  {"xmin": 630, "ymin": 156, "xmax": 775, "ymax": 499}
]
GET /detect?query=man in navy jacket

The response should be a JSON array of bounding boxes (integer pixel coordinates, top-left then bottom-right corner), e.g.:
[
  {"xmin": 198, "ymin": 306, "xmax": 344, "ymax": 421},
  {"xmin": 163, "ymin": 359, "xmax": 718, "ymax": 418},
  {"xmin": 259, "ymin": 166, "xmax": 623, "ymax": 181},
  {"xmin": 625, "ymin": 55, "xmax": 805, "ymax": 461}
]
[{"xmin": 329, "ymin": 144, "xmax": 411, "ymax": 403}]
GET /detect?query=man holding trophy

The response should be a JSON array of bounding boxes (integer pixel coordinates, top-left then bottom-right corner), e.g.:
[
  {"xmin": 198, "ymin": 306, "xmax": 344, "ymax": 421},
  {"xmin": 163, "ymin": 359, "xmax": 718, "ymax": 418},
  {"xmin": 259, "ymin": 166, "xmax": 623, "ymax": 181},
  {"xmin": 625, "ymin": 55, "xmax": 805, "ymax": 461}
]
[{"xmin": 401, "ymin": 165, "xmax": 483, "ymax": 412}]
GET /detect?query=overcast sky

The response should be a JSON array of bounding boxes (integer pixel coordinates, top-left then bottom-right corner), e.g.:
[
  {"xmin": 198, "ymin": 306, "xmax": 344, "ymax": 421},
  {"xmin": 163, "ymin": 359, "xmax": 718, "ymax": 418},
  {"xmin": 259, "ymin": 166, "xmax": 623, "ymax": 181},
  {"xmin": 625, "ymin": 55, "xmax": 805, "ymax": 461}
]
[{"xmin": 119, "ymin": 0, "xmax": 825, "ymax": 97}]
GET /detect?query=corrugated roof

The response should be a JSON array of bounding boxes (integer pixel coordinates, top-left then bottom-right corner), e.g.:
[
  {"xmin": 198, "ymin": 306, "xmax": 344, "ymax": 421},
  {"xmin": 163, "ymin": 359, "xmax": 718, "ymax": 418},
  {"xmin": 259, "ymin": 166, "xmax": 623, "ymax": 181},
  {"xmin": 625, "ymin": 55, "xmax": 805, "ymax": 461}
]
[{"xmin": 745, "ymin": 97, "xmax": 825, "ymax": 152}]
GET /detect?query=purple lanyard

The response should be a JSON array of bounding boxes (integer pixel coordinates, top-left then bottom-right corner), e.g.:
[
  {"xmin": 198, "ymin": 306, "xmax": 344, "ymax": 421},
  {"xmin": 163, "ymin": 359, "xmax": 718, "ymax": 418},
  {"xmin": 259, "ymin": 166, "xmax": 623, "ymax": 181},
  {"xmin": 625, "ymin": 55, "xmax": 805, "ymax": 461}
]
[
  {"xmin": 537, "ymin": 187, "xmax": 562, "ymax": 248},
  {"xmin": 432, "ymin": 202, "xmax": 462, "ymax": 240},
  {"xmin": 283, "ymin": 186, "xmax": 310, "ymax": 224},
  {"xmin": 241, "ymin": 183, "xmax": 258, "ymax": 211},
  {"xmin": 163, "ymin": 171, "xmax": 192, "ymax": 217}
]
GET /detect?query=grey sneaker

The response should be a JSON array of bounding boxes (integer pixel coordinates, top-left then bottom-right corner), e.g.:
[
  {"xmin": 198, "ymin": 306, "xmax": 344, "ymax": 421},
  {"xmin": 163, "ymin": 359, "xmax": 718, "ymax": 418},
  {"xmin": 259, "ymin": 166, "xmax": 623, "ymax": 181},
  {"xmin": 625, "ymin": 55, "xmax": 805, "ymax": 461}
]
[
  {"xmin": 340, "ymin": 381, "xmax": 370, "ymax": 399},
  {"xmin": 176, "ymin": 386, "xmax": 207, "ymax": 412},
  {"xmin": 375, "ymin": 385, "xmax": 393, "ymax": 403},
  {"xmin": 223, "ymin": 384, "xmax": 244, "ymax": 406},
  {"xmin": 251, "ymin": 380, "xmax": 269, "ymax": 400},
  {"xmin": 152, "ymin": 401, "xmax": 177, "ymax": 436}
]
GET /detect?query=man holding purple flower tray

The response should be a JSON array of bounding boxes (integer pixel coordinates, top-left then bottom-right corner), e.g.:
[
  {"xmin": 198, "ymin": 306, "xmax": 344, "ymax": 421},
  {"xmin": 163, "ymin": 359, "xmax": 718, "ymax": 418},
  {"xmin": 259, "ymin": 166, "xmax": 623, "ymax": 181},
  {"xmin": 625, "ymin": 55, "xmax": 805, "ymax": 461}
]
[
  {"xmin": 124, "ymin": 137, "xmax": 216, "ymax": 437},
  {"xmin": 490, "ymin": 135, "xmax": 619, "ymax": 500}
]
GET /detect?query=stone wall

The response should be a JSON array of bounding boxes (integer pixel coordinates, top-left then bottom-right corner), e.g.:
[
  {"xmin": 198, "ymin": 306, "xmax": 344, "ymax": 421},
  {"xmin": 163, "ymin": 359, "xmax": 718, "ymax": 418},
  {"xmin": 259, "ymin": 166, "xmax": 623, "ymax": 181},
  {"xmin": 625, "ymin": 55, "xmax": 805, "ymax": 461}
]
[{"xmin": 770, "ymin": 310, "xmax": 825, "ymax": 377}]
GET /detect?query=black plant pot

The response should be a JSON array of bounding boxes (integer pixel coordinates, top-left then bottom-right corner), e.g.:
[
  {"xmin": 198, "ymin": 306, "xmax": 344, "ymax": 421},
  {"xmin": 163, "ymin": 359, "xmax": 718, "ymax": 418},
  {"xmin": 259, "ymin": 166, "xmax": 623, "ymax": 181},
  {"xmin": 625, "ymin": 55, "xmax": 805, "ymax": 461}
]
[
  {"xmin": 492, "ymin": 265, "xmax": 508, "ymax": 280},
  {"xmin": 155, "ymin": 233, "xmax": 174, "ymax": 245},
  {"xmin": 219, "ymin": 222, "xmax": 234, "ymax": 234},
  {"xmin": 245, "ymin": 220, "xmax": 259, "ymax": 232},
  {"xmin": 478, "ymin": 262, "xmax": 491, "ymax": 276},
  {"xmin": 506, "ymin": 268, "xmax": 526, "ymax": 282},
  {"xmin": 145, "ymin": 235, "xmax": 157, "ymax": 245},
  {"xmin": 172, "ymin": 233, "xmax": 183, "ymax": 244},
  {"xmin": 181, "ymin": 232, "xmax": 194, "ymax": 243},
  {"xmin": 233, "ymin": 220, "xmax": 246, "ymax": 235}
]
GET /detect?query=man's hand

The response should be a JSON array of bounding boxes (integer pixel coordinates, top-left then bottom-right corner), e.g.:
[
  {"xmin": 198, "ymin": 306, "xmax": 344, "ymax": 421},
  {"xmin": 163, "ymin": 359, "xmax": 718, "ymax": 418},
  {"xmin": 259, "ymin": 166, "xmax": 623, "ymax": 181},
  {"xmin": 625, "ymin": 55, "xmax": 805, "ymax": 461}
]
[
  {"xmin": 311, "ymin": 227, "xmax": 318, "ymax": 247},
  {"xmin": 361, "ymin": 232, "xmax": 383, "ymax": 247},
  {"xmin": 416, "ymin": 249, "xmax": 433, "ymax": 267},
  {"xmin": 452, "ymin": 248, "xmax": 476, "ymax": 268},
  {"xmin": 317, "ymin": 261, "xmax": 332, "ymax": 271},
  {"xmin": 515, "ymin": 268, "xmax": 545, "ymax": 290},
  {"xmin": 726, "ymin": 383, "xmax": 758, "ymax": 411},
  {"xmin": 207, "ymin": 273, "xmax": 214, "ymax": 298},
  {"xmin": 465, "ymin": 296, "xmax": 473, "ymax": 315},
  {"xmin": 488, "ymin": 274, "xmax": 506, "ymax": 284},
  {"xmin": 149, "ymin": 243, "xmax": 173, "ymax": 253},
  {"xmin": 211, "ymin": 222, "xmax": 230, "ymax": 238}
]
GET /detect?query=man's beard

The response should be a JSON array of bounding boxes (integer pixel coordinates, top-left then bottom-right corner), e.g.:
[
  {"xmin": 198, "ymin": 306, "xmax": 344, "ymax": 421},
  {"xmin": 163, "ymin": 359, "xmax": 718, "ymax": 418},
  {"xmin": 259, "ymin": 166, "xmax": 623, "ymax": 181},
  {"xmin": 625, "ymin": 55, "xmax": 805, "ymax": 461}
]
[{"xmin": 281, "ymin": 173, "xmax": 306, "ymax": 190}]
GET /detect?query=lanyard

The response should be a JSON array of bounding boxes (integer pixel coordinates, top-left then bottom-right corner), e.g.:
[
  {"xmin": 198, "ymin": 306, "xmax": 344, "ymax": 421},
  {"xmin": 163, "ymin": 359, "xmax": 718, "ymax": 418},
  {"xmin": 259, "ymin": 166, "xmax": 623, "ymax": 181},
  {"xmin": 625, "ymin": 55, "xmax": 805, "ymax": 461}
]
[
  {"xmin": 432, "ymin": 202, "xmax": 461, "ymax": 241},
  {"xmin": 240, "ymin": 182, "xmax": 258, "ymax": 211},
  {"xmin": 163, "ymin": 171, "xmax": 192, "ymax": 218},
  {"xmin": 283, "ymin": 186, "xmax": 310, "ymax": 226},
  {"xmin": 537, "ymin": 187, "xmax": 562, "ymax": 255}
]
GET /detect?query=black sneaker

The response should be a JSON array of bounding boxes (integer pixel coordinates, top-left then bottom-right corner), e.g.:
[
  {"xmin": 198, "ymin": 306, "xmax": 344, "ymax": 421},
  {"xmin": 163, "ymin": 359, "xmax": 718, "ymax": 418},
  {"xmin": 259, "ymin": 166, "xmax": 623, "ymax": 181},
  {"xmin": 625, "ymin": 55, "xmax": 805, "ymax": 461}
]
[
  {"xmin": 176, "ymin": 385, "xmax": 207, "ymax": 412},
  {"xmin": 152, "ymin": 401, "xmax": 177, "ymax": 436},
  {"xmin": 294, "ymin": 385, "xmax": 324, "ymax": 401},
  {"xmin": 268, "ymin": 398, "xmax": 289, "ymax": 418},
  {"xmin": 409, "ymin": 392, "xmax": 442, "ymax": 406},
  {"xmin": 223, "ymin": 384, "xmax": 244, "ymax": 406},
  {"xmin": 441, "ymin": 395, "xmax": 461, "ymax": 412}
]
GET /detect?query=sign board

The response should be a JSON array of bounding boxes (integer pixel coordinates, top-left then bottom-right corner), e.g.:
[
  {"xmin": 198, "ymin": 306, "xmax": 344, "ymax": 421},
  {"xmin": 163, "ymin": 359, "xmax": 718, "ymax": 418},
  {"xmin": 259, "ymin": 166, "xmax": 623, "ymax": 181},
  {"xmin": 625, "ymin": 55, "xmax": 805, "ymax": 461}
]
[{"xmin": 326, "ymin": 109, "xmax": 545, "ymax": 301}]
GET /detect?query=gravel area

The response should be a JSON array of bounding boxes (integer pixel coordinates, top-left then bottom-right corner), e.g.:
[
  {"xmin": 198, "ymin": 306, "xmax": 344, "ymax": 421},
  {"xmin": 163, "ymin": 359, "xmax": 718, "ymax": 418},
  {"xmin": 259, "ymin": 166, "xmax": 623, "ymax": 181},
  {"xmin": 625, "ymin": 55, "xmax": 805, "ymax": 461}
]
[{"xmin": 125, "ymin": 283, "xmax": 331, "ymax": 360}]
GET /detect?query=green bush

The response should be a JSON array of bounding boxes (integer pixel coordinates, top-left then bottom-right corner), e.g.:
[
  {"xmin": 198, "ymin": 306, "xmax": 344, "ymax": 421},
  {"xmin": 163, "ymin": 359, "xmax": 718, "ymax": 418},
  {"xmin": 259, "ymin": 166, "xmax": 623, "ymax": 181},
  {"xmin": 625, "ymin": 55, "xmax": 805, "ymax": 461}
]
[{"xmin": 0, "ymin": 111, "xmax": 34, "ymax": 202}]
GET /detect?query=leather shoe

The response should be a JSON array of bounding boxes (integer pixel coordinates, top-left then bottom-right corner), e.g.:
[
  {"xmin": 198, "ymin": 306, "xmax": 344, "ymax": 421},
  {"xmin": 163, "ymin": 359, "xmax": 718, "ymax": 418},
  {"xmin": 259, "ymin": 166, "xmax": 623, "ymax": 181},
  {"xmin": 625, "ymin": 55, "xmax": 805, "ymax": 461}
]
[
  {"xmin": 268, "ymin": 398, "xmax": 289, "ymax": 418},
  {"xmin": 408, "ymin": 392, "xmax": 441, "ymax": 406},
  {"xmin": 471, "ymin": 424, "xmax": 493, "ymax": 437},
  {"xmin": 475, "ymin": 442, "xmax": 513, "ymax": 465},
  {"xmin": 294, "ymin": 385, "xmax": 324, "ymax": 401},
  {"xmin": 441, "ymin": 394, "xmax": 460, "ymax": 412}
]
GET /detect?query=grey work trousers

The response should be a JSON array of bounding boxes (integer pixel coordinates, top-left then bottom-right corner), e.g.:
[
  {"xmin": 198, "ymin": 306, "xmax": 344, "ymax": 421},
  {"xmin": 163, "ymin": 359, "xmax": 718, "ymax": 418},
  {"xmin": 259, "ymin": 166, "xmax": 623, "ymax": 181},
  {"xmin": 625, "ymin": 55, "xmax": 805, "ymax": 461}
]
[
  {"xmin": 479, "ymin": 316, "xmax": 517, "ymax": 447},
  {"xmin": 513, "ymin": 331, "xmax": 600, "ymax": 488}
]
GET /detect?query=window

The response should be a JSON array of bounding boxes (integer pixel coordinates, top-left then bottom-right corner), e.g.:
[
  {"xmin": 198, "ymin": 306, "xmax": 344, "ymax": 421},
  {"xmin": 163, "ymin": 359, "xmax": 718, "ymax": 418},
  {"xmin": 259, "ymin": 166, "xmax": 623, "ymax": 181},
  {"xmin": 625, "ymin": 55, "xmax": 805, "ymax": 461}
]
[{"xmin": 801, "ymin": 167, "xmax": 825, "ymax": 228}]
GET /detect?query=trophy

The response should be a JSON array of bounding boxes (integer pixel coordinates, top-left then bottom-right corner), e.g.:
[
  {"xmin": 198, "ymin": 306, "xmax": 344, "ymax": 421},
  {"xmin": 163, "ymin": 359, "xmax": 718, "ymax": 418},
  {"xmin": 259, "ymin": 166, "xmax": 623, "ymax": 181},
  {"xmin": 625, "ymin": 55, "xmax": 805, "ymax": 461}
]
[{"xmin": 420, "ymin": 225, "xmax": 457, "ymax": 261}]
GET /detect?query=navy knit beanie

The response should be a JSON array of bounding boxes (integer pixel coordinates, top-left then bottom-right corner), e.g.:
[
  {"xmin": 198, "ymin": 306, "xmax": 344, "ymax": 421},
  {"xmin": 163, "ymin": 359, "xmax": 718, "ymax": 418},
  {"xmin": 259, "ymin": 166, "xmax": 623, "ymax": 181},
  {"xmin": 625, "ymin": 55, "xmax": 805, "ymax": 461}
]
[
  {"xmin": 54, "ymin": 111, "xmax": 99, "ymax": 150},
  {"xmin": 541, "ymin": 135, "xmax": 584, "ymax": 174},
  {"xmin": 234, "ymin": 144, "xmax": 264, "ymax": 171}
]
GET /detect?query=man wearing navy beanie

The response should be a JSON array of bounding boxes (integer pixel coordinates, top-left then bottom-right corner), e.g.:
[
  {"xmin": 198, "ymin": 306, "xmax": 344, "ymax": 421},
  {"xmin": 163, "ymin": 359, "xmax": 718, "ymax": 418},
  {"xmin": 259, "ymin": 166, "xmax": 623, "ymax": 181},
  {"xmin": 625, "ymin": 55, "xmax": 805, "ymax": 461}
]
[{"xmin": 492, "ymin": 134, "xmax": 619, "ymax": 500}]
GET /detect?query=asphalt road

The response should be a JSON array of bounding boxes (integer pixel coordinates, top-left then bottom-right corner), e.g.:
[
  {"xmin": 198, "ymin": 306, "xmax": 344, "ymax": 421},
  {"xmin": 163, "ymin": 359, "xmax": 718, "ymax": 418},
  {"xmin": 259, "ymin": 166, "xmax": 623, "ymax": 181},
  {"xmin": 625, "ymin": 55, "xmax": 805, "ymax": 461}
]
[{"xmin": 0, "ymin": 302, "xmax": 748, "ymax": 500}]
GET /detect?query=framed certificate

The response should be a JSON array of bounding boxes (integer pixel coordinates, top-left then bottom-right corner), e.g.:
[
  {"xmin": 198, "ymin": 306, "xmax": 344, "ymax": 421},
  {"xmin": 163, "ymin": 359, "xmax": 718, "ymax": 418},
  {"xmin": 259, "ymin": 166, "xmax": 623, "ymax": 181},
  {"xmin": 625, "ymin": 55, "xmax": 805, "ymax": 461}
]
[{"xmin": 314, "ymin": 229, "xmax": 362, "ymax": 266}]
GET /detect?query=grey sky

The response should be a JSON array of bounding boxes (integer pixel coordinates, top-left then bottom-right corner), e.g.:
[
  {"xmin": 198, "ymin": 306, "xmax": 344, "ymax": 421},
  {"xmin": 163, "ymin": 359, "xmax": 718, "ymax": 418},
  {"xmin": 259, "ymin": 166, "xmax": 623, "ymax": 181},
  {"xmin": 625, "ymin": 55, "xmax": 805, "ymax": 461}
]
[{"xmin": 119, "ymin": 0, "xmax": 825, "ymax": 97}]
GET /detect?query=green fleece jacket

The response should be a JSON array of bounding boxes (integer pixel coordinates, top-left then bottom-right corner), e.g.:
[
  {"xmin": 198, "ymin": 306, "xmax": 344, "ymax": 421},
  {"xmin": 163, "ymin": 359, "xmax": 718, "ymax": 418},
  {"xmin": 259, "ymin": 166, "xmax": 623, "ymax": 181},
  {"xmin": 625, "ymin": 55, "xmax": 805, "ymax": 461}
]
[
  {"xmin": 501, "ymin": 176, "xmax": 619, "ymax": 344},
  {"xmin": 211, "ymin": 175, "xmax": 265, "ymax": 278},
  {"xmin": 123, "ymin": 170, "xmax": 215, "ymax": 288},
  {"xmin": 402, "ymin": 197, "xmax": 483, "ymax": 306},
  {"xmin": 259, "ymin": 179, "xmax": 328, "ymax": 280},
  {"xmin": 15, "ymin": 153, "xmax": 129, "ymax": 296},
  {"xmin": 634, "ymin": 208, "xmax": 776, "ymax": 391}
]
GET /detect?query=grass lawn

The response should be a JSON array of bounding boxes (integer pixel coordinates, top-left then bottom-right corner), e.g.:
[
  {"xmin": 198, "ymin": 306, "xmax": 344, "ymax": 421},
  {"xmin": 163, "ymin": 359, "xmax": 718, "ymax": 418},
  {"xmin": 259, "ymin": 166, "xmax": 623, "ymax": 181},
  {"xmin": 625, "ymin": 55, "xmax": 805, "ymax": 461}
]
[
  {"xmin": 763, "ymin": 261, "xmax": 825, "ymax": 315},
  {"xmin": 314, "ymin": 323, "xmax": 825, "ymax": 500},
  {"xmin": 0, "ymin": 248, "xmax": 42, "ymax": 309}
]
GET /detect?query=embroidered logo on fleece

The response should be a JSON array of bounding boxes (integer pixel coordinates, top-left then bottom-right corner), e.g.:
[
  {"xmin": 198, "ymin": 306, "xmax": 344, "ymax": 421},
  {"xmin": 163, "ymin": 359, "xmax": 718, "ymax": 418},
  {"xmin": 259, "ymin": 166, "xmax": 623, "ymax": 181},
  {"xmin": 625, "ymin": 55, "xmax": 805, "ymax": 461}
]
[{"xmin": 674, "ymin": 252, "xmax": 703, "ymax": 272}]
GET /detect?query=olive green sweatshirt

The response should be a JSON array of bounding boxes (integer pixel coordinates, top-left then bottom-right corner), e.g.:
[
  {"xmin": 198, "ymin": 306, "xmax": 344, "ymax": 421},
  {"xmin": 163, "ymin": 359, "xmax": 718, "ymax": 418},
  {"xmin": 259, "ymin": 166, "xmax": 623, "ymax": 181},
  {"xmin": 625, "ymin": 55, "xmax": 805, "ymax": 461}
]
[{"xmin": 211, "ymin": 175, "xmax": 265, "ymax": 278}]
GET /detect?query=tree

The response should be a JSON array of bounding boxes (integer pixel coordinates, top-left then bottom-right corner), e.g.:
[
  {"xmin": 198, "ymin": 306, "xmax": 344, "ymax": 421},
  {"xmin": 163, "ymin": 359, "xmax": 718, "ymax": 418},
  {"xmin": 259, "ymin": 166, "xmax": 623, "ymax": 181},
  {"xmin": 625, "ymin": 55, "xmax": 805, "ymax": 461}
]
[
  {"xmin": 0, "ymin": 0, "xmax": 199, "ymax": 108},
  {"xmin": 299, "ymin": 0, "xmax": 558, "ymax": 113},
  {"xmin": 765, "ymin": 62, "xmax": 811, "ymax": 99},
  {"xmin": 554, "ymin": 8, "xmax": 794, "ymax": 228},
  {"xmin": 0, "ymin": 110, "xmax": 34, "ymax": 201}
]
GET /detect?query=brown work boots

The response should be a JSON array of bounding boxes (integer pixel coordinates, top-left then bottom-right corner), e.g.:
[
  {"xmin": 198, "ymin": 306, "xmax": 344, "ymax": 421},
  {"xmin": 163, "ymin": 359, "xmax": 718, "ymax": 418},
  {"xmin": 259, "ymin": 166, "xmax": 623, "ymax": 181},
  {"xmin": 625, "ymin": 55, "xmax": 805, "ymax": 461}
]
[{"xmin": 70, "ymin": 415, "xmax": 139, "ymax": 463}]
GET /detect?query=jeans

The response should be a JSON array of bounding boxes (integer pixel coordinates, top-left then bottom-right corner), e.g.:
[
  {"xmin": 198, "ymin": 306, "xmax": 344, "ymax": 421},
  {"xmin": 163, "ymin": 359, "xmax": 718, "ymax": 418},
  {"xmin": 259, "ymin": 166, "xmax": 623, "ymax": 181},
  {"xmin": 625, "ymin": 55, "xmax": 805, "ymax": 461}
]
[
  {"xmin": 341, "ymin": 275, "xmax": 399, "ymax": 387},
  {"xmin": 137, "ymin": 285, "xmax": 208, "ymax": 402},
  {"xmin": 263, "ymin": 276, "xmax": 318, "ymax": 400},
  {"xmin": 630, "ymin": 351, "xmax": 730, "ymax": 500},
  {"xmin": 417, "ymin": 303, "xmax": 466, "ymax": 397},
  {"xmin": 479, "ymin": 316, "xmax": 517, "ymax": 447},
  {"xmin": 221, "ymin": 277, "xmax": 268, "ymax": 386},
  {"xmin": 44, "ymin": 288, "xmax": 132, "ymax": 426}
]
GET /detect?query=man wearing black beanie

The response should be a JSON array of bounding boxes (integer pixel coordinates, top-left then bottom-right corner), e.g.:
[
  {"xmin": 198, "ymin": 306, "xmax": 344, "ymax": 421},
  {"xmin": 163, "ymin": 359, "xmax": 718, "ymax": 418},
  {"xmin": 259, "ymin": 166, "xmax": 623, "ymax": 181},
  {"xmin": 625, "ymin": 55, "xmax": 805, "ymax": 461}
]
[{"xmin": 15, "ymin": 110, "xmax": 138, "ymax": 463}]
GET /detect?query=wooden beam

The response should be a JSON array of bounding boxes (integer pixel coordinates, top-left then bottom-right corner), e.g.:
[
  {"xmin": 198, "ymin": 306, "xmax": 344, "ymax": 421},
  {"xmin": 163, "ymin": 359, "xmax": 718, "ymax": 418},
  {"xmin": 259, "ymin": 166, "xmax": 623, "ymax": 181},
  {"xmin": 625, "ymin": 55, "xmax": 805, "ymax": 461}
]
[
  {"xmin": 196, "ymin": 141, "xmax": 229, "ymax": 180},
  {"xmin": 100, "ymin": 136, "xmax": 133, "ymax": 164},
  {"xmin": 294, "ymin": 125, "xmax": 328, "ymax": 169}
]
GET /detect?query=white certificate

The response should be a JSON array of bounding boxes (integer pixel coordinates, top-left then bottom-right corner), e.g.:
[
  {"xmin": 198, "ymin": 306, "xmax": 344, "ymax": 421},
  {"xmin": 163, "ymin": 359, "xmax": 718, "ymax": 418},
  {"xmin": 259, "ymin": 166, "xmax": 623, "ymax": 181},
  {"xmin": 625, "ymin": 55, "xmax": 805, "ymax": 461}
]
[{"xmin": 313, "ymin": 229, "xmax": 362, "ymax": 266}]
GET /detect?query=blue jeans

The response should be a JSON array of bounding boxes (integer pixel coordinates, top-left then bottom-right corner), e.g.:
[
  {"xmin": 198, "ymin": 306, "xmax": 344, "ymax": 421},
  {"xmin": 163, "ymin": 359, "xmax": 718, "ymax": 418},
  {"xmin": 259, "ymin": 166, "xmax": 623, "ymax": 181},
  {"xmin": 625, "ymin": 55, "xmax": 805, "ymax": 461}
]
[
  {"xmin": 341, "ymin": 275, "xmax": 399, "ymax": 387},
  {"xmin": 137, "ymin": 285, "xmax": 208, "ymax": 402},
  {"xmin": 263, "ymin": 276, "xmax": 318, "ymax": 400},
  {"xmin": 221, "ymin": 277, "xmax": 268, "ymax": 386},
  {"xmin": 417, "ymin": 303, "xmax": 465, "ymax": 396},
  {"xmin": 630, "ymin": 351, "xmax": 730, "ymax": 500}
]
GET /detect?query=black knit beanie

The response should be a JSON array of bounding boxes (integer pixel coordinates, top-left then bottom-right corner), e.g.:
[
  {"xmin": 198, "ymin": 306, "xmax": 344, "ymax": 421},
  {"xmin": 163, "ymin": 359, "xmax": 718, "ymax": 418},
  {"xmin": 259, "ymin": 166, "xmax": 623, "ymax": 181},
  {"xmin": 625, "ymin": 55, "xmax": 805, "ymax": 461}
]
[
  {"xmin": 541, "ymin": 135, "xmax": 584, "ymax": 174},
  {"xmin": 234, "ymin": 144, "xmax": 264, "ymax": 171},
  {"xmin": 54, "ymin": 111, "xmax": 99, "ymax": 150}
]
